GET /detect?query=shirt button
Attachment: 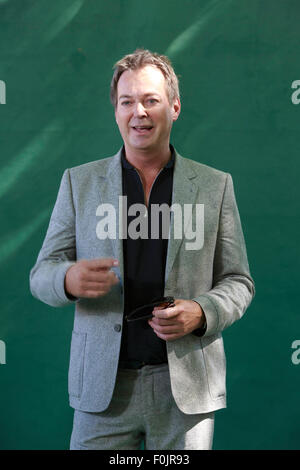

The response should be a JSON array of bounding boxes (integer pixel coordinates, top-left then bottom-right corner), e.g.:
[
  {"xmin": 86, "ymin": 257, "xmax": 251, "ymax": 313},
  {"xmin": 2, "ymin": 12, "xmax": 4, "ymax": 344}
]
[{"xmin": 114, "ymin": 324, "xmax": 122, "ymax": 332}]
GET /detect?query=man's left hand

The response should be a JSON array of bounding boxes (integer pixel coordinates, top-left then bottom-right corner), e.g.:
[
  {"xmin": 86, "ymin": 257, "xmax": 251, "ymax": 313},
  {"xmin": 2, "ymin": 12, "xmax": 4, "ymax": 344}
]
[{"xmin": 148, "ymin": 299, "xmax": 205, "ymax": 341}]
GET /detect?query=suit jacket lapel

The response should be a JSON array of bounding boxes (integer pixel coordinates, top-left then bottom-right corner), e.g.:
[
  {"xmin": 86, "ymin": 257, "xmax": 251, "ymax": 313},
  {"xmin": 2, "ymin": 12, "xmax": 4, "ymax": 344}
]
[
  {"xmin": 164, "ymin": 150, "xmax": 199, "ymax": 284},
  {"xmin": 97, "ymin": 149, "xmax": 124, "ymax": 285}
]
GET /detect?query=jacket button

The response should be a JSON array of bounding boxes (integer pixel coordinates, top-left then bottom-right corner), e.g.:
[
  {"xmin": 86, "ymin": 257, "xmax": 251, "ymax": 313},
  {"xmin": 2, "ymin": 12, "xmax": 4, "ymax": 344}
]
[{"xmin": 114, "ymin": 324, "xmax": 121, "ymax": 332}]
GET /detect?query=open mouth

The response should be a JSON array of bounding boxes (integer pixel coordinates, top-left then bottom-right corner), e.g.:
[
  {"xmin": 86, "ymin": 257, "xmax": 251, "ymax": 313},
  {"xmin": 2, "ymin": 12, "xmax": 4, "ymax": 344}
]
[{"xmin": 132, "ymin": 126, "xmax": 154, "ymax": 134}]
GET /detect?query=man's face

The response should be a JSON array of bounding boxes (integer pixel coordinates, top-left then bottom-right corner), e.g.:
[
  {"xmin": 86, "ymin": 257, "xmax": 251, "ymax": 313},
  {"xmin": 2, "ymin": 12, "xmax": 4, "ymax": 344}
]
[{"xmin": 115, "ymin": 65, "xmax": 180, "ymax": 154}]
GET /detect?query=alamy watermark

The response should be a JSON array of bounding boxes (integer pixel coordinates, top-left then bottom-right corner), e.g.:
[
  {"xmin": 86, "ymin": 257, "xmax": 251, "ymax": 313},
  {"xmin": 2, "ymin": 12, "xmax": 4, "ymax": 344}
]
[
  {"xmin": 291, "ymin": 340, "xmax": 300, "ymax": 365},
  {"xmin": 0, "ymin": 80, "xmax": 6, "ymax": 104},
  {"xmin": 291, "ymin": 80, "xmax": 300, "ymax": 105},
  {"xmin": 95, "ymin": 197, "xmax": 204, "ymax": 251},
  {"xmin": 0, "ymin": 340, "xmax": 6, "ymax": 365}
]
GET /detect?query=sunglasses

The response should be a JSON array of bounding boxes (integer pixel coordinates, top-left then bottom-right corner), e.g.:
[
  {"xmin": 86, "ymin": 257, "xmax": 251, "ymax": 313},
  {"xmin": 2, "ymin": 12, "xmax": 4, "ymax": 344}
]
[{"xmin": 125, "ymin": 296, "xmax": 175, "ymax": 322}]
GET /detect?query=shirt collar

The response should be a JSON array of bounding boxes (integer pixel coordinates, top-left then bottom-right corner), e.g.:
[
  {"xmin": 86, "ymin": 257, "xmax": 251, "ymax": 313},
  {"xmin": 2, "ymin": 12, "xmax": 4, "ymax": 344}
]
[{"xmin": 121, "ymin": 145, "xmax": 175, "ymax": 170}]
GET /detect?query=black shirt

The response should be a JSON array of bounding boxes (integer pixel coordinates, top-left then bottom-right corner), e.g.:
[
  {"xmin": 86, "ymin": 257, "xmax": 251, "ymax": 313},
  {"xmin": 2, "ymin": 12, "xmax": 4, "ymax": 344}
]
[{"xmin": 119, "ymin": 146, "xmax": 175, "ymax": 366}]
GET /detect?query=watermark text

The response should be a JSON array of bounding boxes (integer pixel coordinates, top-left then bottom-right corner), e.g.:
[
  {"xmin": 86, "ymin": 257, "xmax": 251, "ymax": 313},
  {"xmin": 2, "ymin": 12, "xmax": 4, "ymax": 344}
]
[
  {"xmin": 291, "ymin": 80, "xmax": 300, "ymax": 105},
  {"xmin": 0, "ymin": 80, "xmax": 6, "ymax": 104},
  {"xmin": 291, "ymin": 340, "xmax": 300, "ymax": 365},
  {"xmin": 96, "ymin": 197, "xmax": 204, "ymax": 251},
  {"xmin": 0, "ymin": 340, "xmax": 6, "ymax": 365}
]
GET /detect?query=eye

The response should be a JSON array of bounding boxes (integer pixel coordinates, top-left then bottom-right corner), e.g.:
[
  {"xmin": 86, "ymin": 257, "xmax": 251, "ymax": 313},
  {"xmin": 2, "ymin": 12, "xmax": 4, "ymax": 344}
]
[
  {"xmin": 146, "ymin": 98, "xmax": 158, "ymax": 105},
  {"xmin": 121, "ymin": 100, "xmax": 132, "ymax": 106}
]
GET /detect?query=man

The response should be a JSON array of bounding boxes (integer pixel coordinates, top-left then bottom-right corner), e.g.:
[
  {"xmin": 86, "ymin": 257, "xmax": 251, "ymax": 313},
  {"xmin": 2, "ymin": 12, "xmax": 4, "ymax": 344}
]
[{"xmin": 30, "ymin": 49, "xmax": 255, "ymax": 450}]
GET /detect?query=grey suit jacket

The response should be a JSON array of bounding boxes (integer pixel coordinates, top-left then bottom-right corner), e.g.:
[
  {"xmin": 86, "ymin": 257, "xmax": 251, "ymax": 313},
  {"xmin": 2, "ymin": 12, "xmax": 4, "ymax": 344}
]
[{"xmin": 30, "ymin": 148, "xmax": 255, "ymax": 414}]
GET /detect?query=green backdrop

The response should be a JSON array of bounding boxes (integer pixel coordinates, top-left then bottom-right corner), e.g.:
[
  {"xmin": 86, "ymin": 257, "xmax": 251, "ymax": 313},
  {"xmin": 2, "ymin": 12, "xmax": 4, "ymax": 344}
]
[{"xmin": 0, "ymin": 0, "xmax": 299, "ymax": 450}]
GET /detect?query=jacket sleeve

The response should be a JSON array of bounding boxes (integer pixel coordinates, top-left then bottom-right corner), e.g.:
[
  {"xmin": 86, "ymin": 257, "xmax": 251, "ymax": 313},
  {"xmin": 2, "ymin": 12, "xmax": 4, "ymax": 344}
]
[
  {"xmin": 29, "ymin": 169, "xmax": 77, "ymax": 307},
  {"xmin": 192, "ymin": 173, "xmax": 255, "ymax": 336}
]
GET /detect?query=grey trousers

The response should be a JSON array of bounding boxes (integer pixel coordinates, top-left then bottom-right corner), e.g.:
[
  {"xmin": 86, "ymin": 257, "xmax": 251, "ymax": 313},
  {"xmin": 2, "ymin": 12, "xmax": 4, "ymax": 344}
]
[{"xmin": 70, "ymin": 363, "xmax": 214, "ymax": 450}]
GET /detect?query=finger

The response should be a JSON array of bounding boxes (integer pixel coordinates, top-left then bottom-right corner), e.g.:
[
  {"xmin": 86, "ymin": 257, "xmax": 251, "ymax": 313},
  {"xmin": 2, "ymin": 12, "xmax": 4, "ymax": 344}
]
[
  {"xmin": 149, "ymin": 321, "xmax": 180, "ymax": 335},
  {"xmin": 152, "ymin": 302, "xmax": 175, "ymax": 311},
  {"xmin": 152, "ymin": 304, "xmax": 179, "ymax": 319},
  {"xmin": 86, "ymin": 272, "xmax": 119, "ymax": 287},
  {"xmin": 149, "ymin": 317, "xmax": 178, "ymax": 327},
  {"xmin": 148, "ymin": 317, "xmax": 179, "ymax": 330},
  {"xmin": 81, "ymin": 281, "xmax": 110, "ymax": 291},
  {"xmin": 85, "ymin": 270, "xmax": 119, "ymax": 283},
  {"xmin": 86, "ymin": 258, "xmax": 119, "ymax": 270},
  {"xmin": 81, "ymin": 271, "xmax": 108, "ymax": 282}
]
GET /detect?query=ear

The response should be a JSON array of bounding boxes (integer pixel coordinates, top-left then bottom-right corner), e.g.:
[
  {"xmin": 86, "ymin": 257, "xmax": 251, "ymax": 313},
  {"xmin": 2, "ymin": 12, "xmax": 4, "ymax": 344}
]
[{"xmin": 172, "ymin": 97, "xmax": 181, "ymax": 122}]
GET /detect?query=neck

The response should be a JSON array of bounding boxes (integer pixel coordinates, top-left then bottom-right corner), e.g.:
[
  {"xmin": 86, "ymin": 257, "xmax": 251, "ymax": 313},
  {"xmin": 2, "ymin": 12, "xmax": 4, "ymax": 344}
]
[{"xmin": 124, "ymin": 143, "xmax": 171, "ymax": 173}]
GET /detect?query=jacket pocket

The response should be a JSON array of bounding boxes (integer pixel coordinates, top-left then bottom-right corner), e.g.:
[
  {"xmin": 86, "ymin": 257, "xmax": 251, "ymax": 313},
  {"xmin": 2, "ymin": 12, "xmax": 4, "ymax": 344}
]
[
  {"xmin": 201, "ymin": 334, "xmax": 226, "ymax": 400},
  {"xmin": 68, "ymin": 331, "xmax": 87, "ymax": 398}
]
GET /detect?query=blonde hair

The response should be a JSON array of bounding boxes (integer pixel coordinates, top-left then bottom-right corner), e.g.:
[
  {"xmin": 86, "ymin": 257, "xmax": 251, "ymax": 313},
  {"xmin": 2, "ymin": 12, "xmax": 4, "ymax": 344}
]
[{"xmin": 110, "ymin": 48, "xmax": 180, "ymax": 107}]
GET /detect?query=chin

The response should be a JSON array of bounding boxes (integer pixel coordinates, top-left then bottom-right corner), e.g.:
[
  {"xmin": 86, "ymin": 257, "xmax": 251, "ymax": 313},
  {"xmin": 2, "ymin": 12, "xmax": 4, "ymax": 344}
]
[{"xmin": 129, "ymin": 140, "xmax": 154, "ymax": 150}]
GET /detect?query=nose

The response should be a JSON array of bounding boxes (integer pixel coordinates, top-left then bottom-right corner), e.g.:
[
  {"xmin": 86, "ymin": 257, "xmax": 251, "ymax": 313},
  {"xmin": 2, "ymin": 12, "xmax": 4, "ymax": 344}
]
[{"xmin": 134, "ymin": 102, "xmax": 147, "ymax": 118}]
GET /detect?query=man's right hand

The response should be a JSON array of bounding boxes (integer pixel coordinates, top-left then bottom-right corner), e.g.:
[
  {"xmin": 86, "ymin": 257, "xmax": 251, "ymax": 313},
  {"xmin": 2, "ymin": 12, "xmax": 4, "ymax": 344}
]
[{"xmin": 64, "ymin": 258, "xmax": 119, "ymax": 299}]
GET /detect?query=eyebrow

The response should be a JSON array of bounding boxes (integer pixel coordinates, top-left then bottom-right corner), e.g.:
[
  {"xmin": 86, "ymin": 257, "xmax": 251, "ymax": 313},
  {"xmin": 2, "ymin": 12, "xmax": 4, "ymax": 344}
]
[{"xmin": 118, "ymin": 93, "xmax": 160, "ymax": 101}]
